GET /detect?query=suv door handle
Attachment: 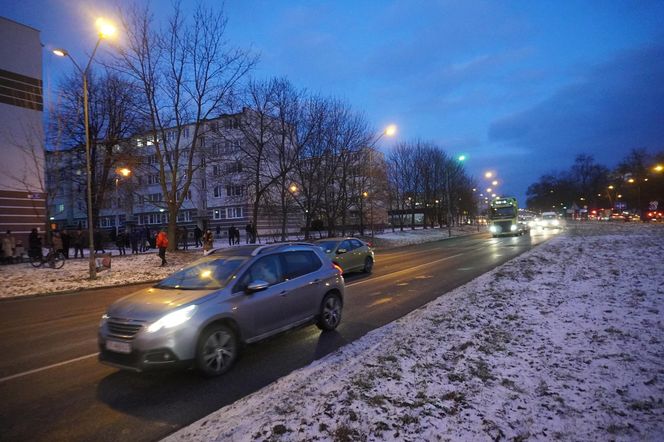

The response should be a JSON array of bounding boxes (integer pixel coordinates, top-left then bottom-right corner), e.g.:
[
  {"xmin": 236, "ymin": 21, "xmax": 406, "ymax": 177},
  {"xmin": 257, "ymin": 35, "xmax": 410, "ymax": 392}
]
[
  {"xmin": 310, "ymin": 279, "xmax": 321, "ymax": 285},
  {"xmin": 279, "ymin": 290, "xmax": 288, "ymax": 297}
]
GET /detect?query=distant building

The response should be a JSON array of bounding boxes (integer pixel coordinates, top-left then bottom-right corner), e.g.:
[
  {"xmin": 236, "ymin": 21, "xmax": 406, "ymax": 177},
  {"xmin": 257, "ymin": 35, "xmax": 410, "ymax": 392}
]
[
  {"xmin": 48, "ymin": 109, "xmax": 301, "ymax": 240},
  {"xmin": 0, "ymin": 16, "xmax": 45, "ymax": 246}
]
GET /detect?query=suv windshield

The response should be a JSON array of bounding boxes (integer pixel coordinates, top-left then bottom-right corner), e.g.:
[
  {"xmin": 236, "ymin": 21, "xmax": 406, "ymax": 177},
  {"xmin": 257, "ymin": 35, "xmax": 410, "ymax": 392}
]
[
  {"xmin": 155, "ymin": 257, "xmax": 248, "ymax": 290},
  {"xmin": 542, "ymin": 214, "xmax": 557, "ymax": 220}
]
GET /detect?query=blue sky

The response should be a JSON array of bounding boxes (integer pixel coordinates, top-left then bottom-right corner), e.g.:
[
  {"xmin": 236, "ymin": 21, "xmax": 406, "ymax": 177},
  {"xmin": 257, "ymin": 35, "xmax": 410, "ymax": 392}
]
[{"xmin": 3, "ymin": 0, "xmax": 663, "ymax": 203}]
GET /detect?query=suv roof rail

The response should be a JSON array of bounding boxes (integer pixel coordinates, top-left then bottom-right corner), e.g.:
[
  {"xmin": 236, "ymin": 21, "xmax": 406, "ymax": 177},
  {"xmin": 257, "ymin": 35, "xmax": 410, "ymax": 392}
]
[{"xmin": 251, "ymin": 242, "xmax": 317, "ymax": 256}]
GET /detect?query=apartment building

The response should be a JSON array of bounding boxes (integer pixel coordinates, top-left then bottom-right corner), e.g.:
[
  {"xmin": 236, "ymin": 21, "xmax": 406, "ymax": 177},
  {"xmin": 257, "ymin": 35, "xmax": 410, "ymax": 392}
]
[
  {"xmin": 0, "ymin": 17, "xmax": 45, "ymax": 245},
  {"xmin": 48, "ymin": 109, "xmax": 302, "ymax": 241}
]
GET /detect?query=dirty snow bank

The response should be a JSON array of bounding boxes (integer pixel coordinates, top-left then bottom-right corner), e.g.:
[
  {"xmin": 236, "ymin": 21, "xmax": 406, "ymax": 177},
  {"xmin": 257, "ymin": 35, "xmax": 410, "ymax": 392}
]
[{"xmin": 166, "ymin": 222, "xmax": 664, "ymax": 441}]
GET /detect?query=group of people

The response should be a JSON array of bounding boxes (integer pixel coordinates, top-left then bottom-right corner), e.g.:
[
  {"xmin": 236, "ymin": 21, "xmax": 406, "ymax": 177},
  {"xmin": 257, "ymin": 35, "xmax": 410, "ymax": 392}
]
[{"xmin": 2, "ymin": 222, "xmax": 260, "ymax": 267}]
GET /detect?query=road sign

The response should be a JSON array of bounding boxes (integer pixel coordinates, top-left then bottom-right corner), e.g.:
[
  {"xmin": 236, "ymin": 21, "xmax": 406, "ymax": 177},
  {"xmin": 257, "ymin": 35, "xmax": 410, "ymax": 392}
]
[
  {"xmin": 615, "ymin": 202, "xmax": 627, "ymax": 210},
  {"xmin": 649, "ymin": 201, "xmax": 659, "ymax": 210}
]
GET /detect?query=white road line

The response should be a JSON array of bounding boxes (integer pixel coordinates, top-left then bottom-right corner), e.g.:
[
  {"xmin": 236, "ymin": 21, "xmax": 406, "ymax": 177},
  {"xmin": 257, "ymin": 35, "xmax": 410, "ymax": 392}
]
[
  {"xmin": 0, "ymin": 244, "xmax": 486, "ymax": 383},
  {"xmin": 347, "ymin": 244, "xmax": 485, "ymax": 288},
  {"xmin": 0, "ymin": 353, "xmax": 99, "ymax": 384}
]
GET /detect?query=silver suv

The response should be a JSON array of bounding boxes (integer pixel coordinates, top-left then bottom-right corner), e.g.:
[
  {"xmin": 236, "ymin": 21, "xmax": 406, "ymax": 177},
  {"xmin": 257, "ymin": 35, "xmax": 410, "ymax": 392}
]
[{"xmin": 98, "ymin": 243, "xmax": 344, "ymax": 376}]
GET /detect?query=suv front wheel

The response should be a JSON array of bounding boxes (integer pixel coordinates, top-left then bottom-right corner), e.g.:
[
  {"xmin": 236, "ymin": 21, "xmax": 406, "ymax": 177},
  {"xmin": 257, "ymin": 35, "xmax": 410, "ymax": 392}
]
[
  {"xmin": 316, "ymin": 292, "xmax": 342, "ymax": 331},
  {"xmin": 196, "ymin": 324, "xmax": 238, "ymax": 377}
]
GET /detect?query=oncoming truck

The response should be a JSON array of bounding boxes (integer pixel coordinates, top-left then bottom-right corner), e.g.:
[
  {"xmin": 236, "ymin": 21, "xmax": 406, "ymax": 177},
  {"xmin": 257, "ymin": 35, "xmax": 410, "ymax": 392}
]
[{"xmin": 488, "ymin": 197, "xmax": 526, "ymax": 237}]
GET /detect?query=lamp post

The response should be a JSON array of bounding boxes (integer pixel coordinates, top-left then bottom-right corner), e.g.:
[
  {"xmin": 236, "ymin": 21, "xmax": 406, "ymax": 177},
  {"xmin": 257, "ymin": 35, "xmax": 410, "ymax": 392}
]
[
  {"xmin": 366, "ymin": 124, "xmax": 397, "ymax": 238},
  {"xmin": 114, "ymin": 168, "xmax": 131, "ymax": 235},
  {"xmin": 54, "ymin": 18, "xmax": 116, "ymax": 280}
]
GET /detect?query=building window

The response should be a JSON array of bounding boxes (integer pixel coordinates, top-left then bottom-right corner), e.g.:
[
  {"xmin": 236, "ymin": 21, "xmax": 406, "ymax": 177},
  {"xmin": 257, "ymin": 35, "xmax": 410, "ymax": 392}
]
[
  {"xmin": 212, "ymin": 165, "xmax": 220, "ymax": 176},
  {"xmin": 226, "ymin": 185, "xmax": 243, "ymax": 197},
  {"xmin": 226, "ymin": 161, "xmax": 242, "ymax": 173},
  {"xmin": 57, "ymin": 203, "xmax": 64, "ymax": 213},
  {"xmin": 183, "ymin": 127, "xmax": 190, "ymax": 138},
  {"xmin": 213, "ymin": 186, "xmax": 222, "ymax": 198},
  {"xmin": 212, "ymin": 209, "xmax": 224, "ymax": 220},
  {"xmin": 177, "ymin": 210, "xmax": 192, "ymax": 222},
  {"xmin": 226, "ymin": 207, "xmax": 243, "ymax": 219},
  {"xmin": 147, "ymin": 193, "xmax": 162, "ymax": 203}
]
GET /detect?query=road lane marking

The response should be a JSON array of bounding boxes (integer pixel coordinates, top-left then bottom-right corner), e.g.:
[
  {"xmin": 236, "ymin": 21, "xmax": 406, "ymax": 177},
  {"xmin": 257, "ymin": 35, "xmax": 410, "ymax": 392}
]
[
  {"xmin": 346, "ymin": 246, "xmax": 484, "ymax": 288},
  {"xmin": 0, "ymin": 353, "xmax": 99, "ymax": 384}
]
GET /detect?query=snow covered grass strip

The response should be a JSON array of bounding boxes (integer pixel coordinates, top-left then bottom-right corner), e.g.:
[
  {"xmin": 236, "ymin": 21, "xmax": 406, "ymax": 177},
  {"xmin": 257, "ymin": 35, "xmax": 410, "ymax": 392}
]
[{"xmin": 165, "ymin": 222, "xmax": 664, "ymax": 442}]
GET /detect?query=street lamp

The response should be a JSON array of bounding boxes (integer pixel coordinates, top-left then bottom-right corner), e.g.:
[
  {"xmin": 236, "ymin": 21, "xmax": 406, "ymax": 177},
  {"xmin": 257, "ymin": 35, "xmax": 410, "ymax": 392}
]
[
  {"xmin": 53, "ymin": 18, "xmax": 117, "ymax": 280},
  {"xmin": 367, "ymin": 124, "xmax": 397, "ymax": 238},
  {"xmin": 114, "ymin": 168, "xmax": 131, "ymax": 235}
]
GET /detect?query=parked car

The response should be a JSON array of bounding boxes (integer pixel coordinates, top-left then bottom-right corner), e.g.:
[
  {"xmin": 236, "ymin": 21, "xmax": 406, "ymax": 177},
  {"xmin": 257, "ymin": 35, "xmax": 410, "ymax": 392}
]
[
  {"xmin": 98, "ymin": 243, "xmax": 344, "ymax": 376},
  {"xmin": 315, "ymin": 237, "xmax": 375, "ymax": 274}
]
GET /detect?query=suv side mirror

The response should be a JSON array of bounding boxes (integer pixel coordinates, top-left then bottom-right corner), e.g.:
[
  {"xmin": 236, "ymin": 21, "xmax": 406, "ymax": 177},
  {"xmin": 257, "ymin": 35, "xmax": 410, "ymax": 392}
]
[
  {"xmin": 245, "ymin": 280, "xmax": 269, "ymax": 293},
  {"xmin": 336, "ymin": 248, "xmax": 347, "ymax": 255}
]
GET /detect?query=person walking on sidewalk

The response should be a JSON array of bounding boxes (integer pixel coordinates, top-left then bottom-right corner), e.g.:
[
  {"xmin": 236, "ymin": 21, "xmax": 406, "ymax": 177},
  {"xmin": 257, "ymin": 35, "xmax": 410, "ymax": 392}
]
[
  {"xmin": 228, "ymin": 225, "xmax": 235, "ymax": 246},
  {"xmin": 116, "ymin": 230, "xmax": 127, "ymax": 255},
  {"xmin": 73, "ymin": 228, "xmax": 85, "ymax": 258},
  {"xmin": 202, "ymin": 229, "xmax": 214, "ymax": 254},
  {"xmin": 194, "ymin": 226, "xmax": 202, "ymax": 248},
  {"xmin": 180, "ymin": 226, "xmax": 189, "ymax": 250},
  {"xmin": 156, "ymin": 228, "xmax": 169, "ymax": 266}
]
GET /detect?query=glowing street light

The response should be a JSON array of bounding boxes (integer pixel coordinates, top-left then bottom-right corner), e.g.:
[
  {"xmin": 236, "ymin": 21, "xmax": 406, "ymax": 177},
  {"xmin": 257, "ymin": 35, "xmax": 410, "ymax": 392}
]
[
  {"xmin": 484, "ymin": 171, "xmax": 493, "ymax": 179},
  {"xmin": 653, "ymin": 164, "xmax": 663, "ymax": 173},
  {"xmin": 53, "ymin": 17, "xmax": 118, "ymax": 280},
  {"xmin": 384, "ymin": 124, "xmax": 397, "ymax": 137},
  {"xmin": 491, "ymin": 180, "xmax": 498, "ymax": 186},
  {"xmin": 289, "ymin": 184, "xmax": 298, "ymax": 193},
  {"xmin": 486, "ymin": 188, "xmax": 492, "ymax": 193}
]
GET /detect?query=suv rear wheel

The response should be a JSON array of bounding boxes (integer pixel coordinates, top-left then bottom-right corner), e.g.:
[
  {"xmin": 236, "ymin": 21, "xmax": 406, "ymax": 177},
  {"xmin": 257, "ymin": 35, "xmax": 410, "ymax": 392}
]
[
  {"xmin": 316, "ymin": 292, "xmax": 342, "ymax": 331},
  {"xmin": 196, "ymin": 324, "xmax": 238, "ymax": 377}
]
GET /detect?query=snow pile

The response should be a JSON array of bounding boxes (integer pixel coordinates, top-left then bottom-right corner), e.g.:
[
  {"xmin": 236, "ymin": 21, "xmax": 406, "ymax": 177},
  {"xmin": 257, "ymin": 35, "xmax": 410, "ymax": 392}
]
[
  {"xmin": 165, "ymin": 222, "xmax": 664, "ymax": 441},
  {"xmin": 371, "ymin": 224, "xmax": 483, "ymax": 248}
]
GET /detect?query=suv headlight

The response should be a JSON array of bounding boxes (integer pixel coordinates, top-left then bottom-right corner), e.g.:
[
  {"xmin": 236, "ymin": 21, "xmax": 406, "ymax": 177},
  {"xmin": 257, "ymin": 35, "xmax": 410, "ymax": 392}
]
[
  {"xmin": 147, "ymin": 305, "xmax": 197, "ymax": 333},
  {"xmin": 510, "ymin": 224, "xmax": 517, "ymax": 231},
  {"xmin": 489, "ymin": 225, "xmax": 498, "ymax": 233},
  {"xmin": 100, "ymin": 313, "xmax": 109, "ymax": 328}
]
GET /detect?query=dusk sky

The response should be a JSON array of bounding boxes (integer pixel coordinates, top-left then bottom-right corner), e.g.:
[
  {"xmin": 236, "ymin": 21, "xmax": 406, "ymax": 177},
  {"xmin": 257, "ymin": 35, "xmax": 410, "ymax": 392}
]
[{"xmin": 3, "ymin": 0, "xmax": 663, "ymax": 204}]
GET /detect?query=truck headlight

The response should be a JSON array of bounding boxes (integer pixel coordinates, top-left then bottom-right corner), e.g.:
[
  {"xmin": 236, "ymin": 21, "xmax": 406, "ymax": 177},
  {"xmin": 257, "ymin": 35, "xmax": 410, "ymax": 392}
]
[
  {"xmin": 552, "ymin": 220, "xmax": 559, "ymax": 226},
  {"xmin": 147, "ymin": 305, "xmax": 196, "ymax": 333},
  {"xmin": 510, "ymin": 224, "xmax": 517, "ymax": 231},
  {"xmin": 489, "ymin": 225, "xmax": 498, "ymax": 233}
]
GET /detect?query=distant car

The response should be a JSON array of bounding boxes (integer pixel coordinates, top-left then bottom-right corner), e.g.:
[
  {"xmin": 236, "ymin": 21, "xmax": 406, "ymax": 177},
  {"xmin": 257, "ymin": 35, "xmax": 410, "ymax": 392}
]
[
  {"xmin": 98, "ymin": 243, "xmax": 344, "ymax": 376},
  {"xmin": 538, "ymin": 212, "xmax": 562, "ymax": 229},
  {"xmin": 315, "ymin": 237, "xmax": 375, "ymax": 274}
]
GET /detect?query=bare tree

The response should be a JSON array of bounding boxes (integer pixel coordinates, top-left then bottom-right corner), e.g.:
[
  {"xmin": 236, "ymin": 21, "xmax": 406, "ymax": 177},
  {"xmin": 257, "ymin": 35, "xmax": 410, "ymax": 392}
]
[
  {"xmin": 51, "ymin": 69, "xmax": 141, "ymax": 228},
  {"xmin": 114, "ymin": 2, "xmax": 256, "ymax": 250}
]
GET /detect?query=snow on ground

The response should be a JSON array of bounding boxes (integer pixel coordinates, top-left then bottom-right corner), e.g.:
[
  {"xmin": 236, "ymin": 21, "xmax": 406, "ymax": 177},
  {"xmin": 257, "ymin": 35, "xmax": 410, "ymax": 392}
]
[
  {"xmin": 0, "ymin": 227, "xmax": 482, "ymax": 299},
  {"xmin": 165, "ymin": 222, "xmax": 664, "ymax": 442}
]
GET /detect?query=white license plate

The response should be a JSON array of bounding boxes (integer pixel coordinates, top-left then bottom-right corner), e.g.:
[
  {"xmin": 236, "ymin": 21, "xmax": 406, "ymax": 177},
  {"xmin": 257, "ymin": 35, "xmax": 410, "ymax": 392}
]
[{"xmin": 106, "ymin": 340, "xmax": 131, "ymax": 354}]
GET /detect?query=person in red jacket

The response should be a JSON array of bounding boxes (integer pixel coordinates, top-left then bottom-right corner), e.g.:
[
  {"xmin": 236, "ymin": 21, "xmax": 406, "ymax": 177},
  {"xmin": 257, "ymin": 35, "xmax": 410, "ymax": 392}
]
[{"xmin": 156, "ymin": 228, "xmax": 169, "ymax": 266}]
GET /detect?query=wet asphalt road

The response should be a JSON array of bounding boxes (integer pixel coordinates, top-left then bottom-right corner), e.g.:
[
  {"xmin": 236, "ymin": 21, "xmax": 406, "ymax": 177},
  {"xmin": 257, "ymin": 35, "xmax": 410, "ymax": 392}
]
[{"xmin": 0, "ymin": 230, "xmax": 554, "ymax": 441}]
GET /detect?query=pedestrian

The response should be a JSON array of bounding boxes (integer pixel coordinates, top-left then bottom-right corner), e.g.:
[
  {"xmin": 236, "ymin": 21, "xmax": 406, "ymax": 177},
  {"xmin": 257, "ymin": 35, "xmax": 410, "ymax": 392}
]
[
  {"xmin": 203, "ymin": 229, "xmax": 214, "ymax": 254},
  {"xmin": 130, "ymin": 228, "xmax": 140, "ymax": 254},
  {"xmin": 28, "ymin": 228, "xmax": 42, "ymax": 259},
  {"xmin": 180, "ymin": 226, "xmax": 189, "ymax": 250},
  {"xmin": 234, "ymin": 227, "xmax": 241, "ymax": 245},
  {"xmin": 156, "ymin": 228, "xmax": 168, "ymax": 266},
  {"xmin": 245, "ymin": 223, "xmax": 253, "ymax": 244},
  {"xmin": 2, "ymin": 230, "xmax": 16, "ymax": 264},
  {"xmin": 194, "ymin": 226, "xmax": 202, "ymax": 248},
  {"xmin": 228, "ymin": 225, "xmax": 235, "ymax": 246},
  {"xmin": 52, "ymin": 230, "xmax": 63, "ymax": 255},
  {"xmin": 94, "ymin": 230, "xmax": 105, "ymax": 253},
  {"xmin": 116, "ymin": 230, "xmax": 126, "ymax": 255},
  {"xmin": 143, "ymin": 227, "xmax": 151, "ymax": 251},
  {"xmin": 215, "ymin": 224, "xmax": 221, "ymax": 238},
  {"xmin": 61, "ymin": 229, "xmax": 70, "ymax": 259},
  {"xmin": 252, "ymin": 223, "xmax": 258, "ymax": 244},
  {"xmin": 74, "ymin": 228, "xmax": 85, "ymax": 258}
]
